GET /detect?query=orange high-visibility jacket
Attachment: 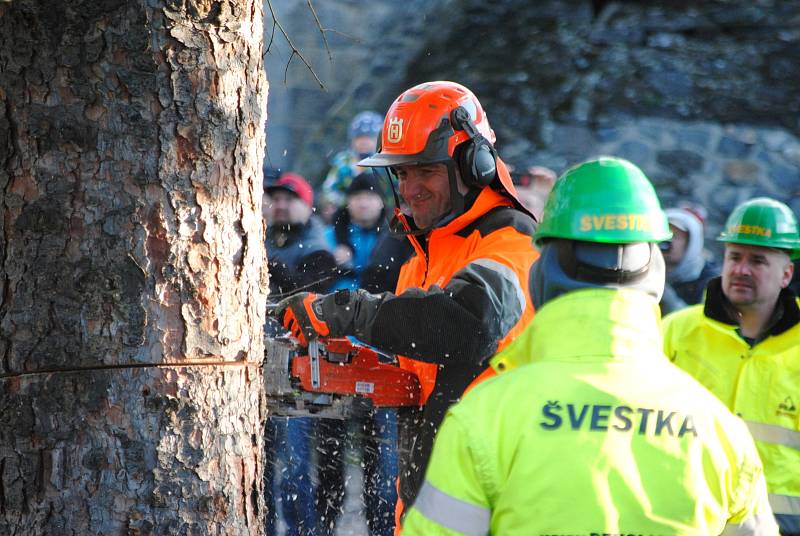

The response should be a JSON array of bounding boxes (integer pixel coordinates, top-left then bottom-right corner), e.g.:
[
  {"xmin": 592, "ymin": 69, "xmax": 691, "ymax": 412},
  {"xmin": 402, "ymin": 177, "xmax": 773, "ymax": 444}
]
[{"xmin": 371, "ymin": 180, "xmax": 539, "ymax": 516}]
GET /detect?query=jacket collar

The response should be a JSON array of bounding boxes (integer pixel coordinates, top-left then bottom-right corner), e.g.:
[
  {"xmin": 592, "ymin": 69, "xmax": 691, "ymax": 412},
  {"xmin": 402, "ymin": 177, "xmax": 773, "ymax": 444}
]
[
  {"xmin": 491, "ymin": 288, "xmax": 663, "ymax": 371},
  {"xmin": 703, "ymin": 276, "xmax": 800, "ymax": 339},
  {"xmin": 404, "ymin": 180, "xmax": 514, "ymax": 259},
  {"xmin": 433, "ymin": 186, "xmax": 512, "ymax": 237}
]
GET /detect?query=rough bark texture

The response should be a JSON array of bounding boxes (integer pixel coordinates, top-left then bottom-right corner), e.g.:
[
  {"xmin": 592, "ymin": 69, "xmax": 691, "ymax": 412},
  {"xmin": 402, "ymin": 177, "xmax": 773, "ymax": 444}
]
[
  {"xmin": 0, "ymin": 0, "xmax": 269, "ymax": 534},
  {"xmin": 1, "ymin": 364, "xmax": 264, "ymax": 535}
]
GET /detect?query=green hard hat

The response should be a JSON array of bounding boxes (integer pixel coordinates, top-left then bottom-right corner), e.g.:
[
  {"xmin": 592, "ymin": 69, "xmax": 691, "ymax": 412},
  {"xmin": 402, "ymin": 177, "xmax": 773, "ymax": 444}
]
[
  {"xmin": 534, "ymin": 157, "xmax": 672, "ymax": 245},
  {"xmin": 717, "ymin": 197, "xmax": 800, "ymax": 260}
]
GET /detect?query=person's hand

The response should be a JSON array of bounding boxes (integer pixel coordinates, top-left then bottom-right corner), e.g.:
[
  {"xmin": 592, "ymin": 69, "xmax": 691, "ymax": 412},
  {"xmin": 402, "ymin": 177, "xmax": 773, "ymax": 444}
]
[
  {"xmin": 333, "ymin": 244, "xmax": 354, "ymax": 266},
  {"xmin": 269, "ymin": 289, "xmax": 383, "ymax": 346},
  {"xmin": 271, "ymin": 292, "xmax": 330, "ymax": 346}
]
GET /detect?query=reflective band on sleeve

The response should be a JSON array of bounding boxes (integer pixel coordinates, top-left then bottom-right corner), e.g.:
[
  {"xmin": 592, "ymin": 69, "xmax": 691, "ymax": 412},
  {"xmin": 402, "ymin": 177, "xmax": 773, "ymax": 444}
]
[
  {"xmin": 472, "ymin": 258, "xmax": 526, "ymax": 314},
  {"xmin": 745, "ymin": 420, "xmax": 800, "ymax": 450},
  {"xmin": 769, "ymin": 493, "xmax": 800, "ymax": 515},
  {"xmin": 720, "ymin": 513, "xmax": 780, "ymax": 535},
  {"xmin": 412, "ymin": 480, "xmax": 490, "ymax": 536}
]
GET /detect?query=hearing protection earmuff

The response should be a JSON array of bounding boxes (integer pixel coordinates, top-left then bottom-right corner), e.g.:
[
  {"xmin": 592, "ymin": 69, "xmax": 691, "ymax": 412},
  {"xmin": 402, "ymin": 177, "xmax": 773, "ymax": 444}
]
[{"xmin": 450, "ymin": 106, "xmax": 497, "ymax": 188}]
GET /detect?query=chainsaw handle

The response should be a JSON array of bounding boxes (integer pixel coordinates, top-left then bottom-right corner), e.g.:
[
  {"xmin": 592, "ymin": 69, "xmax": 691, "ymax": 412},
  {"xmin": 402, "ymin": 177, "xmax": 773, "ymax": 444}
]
[{"xmin": 373, "ymin": 348, "xmax": 398, "ymax": 365}]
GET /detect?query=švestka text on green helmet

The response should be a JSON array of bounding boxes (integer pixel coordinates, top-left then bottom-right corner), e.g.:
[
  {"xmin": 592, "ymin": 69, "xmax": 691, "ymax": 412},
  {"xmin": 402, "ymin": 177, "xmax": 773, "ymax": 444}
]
[
  {"xmin": 717, "ymin": 197, "xmax": 800, "ymax": 260},
  {"xmin": 533, "ymin": 157, "xmax": 671, "ymax": 246}
]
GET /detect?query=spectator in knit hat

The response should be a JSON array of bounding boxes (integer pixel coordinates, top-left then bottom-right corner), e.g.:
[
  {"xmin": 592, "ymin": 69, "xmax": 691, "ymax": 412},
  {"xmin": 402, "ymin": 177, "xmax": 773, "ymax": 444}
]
[
  {"xmin": 320, "ymin": 111, "xmax": 386, "ymax": 211},
  {"xmin": 659, "ymin": 204, "xmax": 720, "ymax": 314},
  {"xmin": 328, "ymin": 171, "xmax": 388, "ymax": 290}
]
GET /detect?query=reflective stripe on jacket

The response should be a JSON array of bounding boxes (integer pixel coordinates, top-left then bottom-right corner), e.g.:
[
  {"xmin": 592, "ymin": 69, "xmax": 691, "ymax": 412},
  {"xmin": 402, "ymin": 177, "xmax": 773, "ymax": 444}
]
[
  {"xmin": 663, "ymin": 282, "xmax": 800, "ymax": 534},
  {"xmin": 403, "ymin": 289, "xmax": 778, "ymax": 536}
]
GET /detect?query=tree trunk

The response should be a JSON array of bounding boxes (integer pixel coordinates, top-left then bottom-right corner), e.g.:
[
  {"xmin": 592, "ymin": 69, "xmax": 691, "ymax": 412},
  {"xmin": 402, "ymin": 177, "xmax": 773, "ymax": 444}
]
[{"xmin": 0, "ymin": 0, "xmax": 268, "ymax": 534}]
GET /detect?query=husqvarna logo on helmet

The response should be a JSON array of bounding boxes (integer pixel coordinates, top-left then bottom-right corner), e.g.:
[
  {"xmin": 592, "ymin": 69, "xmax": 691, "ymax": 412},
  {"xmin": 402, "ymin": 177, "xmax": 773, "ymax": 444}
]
[{"xmin": 387, "ymin": 117, "xmax": 403, "ymax": 143}]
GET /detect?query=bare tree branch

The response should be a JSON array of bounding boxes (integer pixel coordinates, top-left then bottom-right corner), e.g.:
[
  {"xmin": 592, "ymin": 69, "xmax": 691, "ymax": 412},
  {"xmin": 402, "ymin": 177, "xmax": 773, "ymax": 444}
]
[
  {"xmin": 322, "ymin": 28, "xmax": 360, "ymax": 42},
  {"xmin": 266, "ymin": 14, "xmax": 278, "ymax": 55},
  {"xmin": 306, "ymin": 0, "xmax": 332, "ymax": 62},
  {"xmin": 264, "ymin": 0, "xmax": 324, "ymax": 89}
]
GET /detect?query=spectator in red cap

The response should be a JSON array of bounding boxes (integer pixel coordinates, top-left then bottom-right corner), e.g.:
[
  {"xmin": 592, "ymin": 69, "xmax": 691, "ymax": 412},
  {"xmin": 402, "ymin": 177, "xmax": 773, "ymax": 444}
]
[
  {"xmin": 266, "ymin": 172, "xmax": 314, "ymax": 217},
  {"xmin": 264, "ymin": 171, "xmax": 336, "ymax": 296}
]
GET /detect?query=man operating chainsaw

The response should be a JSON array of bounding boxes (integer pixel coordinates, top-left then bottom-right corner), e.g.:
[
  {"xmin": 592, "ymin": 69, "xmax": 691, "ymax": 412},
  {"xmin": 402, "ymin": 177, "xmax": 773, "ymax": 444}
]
[{"xmin": 272, "ymin": 81, "xmax": 540, "ymax": 532}]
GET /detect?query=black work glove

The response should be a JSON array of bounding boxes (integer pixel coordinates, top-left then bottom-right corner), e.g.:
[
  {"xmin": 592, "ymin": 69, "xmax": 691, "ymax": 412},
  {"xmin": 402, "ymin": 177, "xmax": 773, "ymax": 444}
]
[{"xmin": 271, "ymin": 289, "xmax": 382, "ymax": 346}]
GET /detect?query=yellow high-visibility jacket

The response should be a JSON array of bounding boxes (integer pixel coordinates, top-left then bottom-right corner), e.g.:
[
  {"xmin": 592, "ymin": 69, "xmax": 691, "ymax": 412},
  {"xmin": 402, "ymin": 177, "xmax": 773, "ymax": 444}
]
[
  {"xmin": 402, "ymin": 288, "xmax": 777, "ymax": 536},
  {"xmin": 664, "ymin": 279, "xmax": 800, "ymax": 535}
]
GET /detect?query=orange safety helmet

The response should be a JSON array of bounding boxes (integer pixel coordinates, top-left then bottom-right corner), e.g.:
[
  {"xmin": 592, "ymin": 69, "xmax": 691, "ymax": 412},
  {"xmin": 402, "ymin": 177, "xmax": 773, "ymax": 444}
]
[
  {"xmin": 359, "ymin": 81, "xmax": 533, "ymax": 220},
  {"xmin": 359, "ymin": 81, "xmax": 495, "ymax": 168}
]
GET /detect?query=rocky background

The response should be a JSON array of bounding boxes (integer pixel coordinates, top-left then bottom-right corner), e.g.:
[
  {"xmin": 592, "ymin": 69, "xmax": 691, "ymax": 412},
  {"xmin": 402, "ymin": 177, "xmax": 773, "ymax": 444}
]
[{"xmin": 264, "ymin": 0, "xmax": 800, "ymax": 248}]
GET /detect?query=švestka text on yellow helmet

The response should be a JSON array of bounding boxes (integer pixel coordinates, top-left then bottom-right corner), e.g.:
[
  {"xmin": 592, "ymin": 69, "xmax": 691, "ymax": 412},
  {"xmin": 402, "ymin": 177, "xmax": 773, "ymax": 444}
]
[
  {"xmin": 717, "ymin": 197, "xmax": 800, "ymax": 260},
  {"xmin": 533, "ymin": 156, "xmax": 672, "ymax": 245}
]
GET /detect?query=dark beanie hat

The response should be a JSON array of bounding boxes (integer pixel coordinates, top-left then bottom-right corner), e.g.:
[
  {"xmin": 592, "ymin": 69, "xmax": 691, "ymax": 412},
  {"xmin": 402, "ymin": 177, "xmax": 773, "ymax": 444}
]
[{"xmin": 347, "ymin": 171, "xmax": 384, "ymax": 197}]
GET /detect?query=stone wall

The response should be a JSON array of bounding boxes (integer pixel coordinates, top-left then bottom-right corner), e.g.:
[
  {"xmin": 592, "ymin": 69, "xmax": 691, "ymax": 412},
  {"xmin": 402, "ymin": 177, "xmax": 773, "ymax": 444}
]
[
  {"xmin": 263, "ymin": 0, "xmax": 800, "ymax": 239},
  {"xmin": 263, "ymin": 0, "xmax": 438, "ymax": 180},
  {"xmin": 530, "ymin": 117, "xmax": 800, "ymax": 254}
]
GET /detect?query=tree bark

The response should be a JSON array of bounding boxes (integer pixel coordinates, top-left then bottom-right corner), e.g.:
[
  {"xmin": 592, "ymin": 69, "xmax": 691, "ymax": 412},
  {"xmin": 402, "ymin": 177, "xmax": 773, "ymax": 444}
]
[{"xmin": 0, "ymin": 0, "xmax": 268, "ymax": 534}]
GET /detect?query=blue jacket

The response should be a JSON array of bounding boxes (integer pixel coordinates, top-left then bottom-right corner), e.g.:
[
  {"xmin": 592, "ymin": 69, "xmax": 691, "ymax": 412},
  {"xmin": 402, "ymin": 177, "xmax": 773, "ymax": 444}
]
[{"xmin": 327, "ymin": 208, "xmax": 387, "ymax": 290}]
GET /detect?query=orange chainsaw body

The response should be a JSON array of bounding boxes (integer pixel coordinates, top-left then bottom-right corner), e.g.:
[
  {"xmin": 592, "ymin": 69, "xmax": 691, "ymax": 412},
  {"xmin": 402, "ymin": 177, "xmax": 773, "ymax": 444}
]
[{"xmin": 290, "ymin": 337, "xmax": 421, "ymax": 407}]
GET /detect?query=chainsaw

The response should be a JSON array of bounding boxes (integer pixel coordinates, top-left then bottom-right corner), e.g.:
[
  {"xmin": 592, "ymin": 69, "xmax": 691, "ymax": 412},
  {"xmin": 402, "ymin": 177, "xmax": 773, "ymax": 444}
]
[{"xmin": 264, "ymin": 334, "xmax": 422, "ymax": 419}]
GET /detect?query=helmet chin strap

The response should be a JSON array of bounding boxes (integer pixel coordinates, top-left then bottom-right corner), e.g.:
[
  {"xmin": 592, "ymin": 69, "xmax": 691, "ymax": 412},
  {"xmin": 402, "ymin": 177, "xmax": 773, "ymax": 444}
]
[{"xmin": 389, "ymin": 210, "xmax": 431, "ymax": 237}]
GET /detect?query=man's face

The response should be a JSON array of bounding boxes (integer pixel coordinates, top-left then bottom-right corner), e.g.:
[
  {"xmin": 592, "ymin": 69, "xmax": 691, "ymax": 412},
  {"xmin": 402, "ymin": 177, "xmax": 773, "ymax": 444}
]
[
  {"xmin": 663, "ymin": 224, "xmax": 689, "ymax": 268},
  {"xmin": 270, "ymin": 190, "xmax": 311, "ymax": 225},
  {"xmin": 721, "ymin": 243, "xmax": 794, "ymax": 309},
  {"xmin": 347, "ymin": 191, "xmax": 384, "ymax": 227},
  {"xmin": 396, "ymin": 163, "xmax": 453, "ymax": 229},
  {"xmin": 352, "ymin": 135, "xmax": 377, "ymax": 159}
]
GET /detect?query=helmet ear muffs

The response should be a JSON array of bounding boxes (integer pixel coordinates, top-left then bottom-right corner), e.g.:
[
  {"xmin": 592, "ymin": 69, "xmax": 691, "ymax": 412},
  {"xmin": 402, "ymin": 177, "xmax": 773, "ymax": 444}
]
[{"xmin": 450, "ymin": 106, "xmax": 497, "ymax": 188}]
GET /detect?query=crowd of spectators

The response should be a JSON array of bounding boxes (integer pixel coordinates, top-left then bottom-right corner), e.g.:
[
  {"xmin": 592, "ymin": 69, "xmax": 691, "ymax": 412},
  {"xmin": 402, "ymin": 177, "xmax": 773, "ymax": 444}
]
[
  {"xmin": 261, "ymin": 109, "xmax": 559, "ymax": 535},
  {"xmin": 262, "ymin": 110, "xmax": 799, "ymax": 536}
]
